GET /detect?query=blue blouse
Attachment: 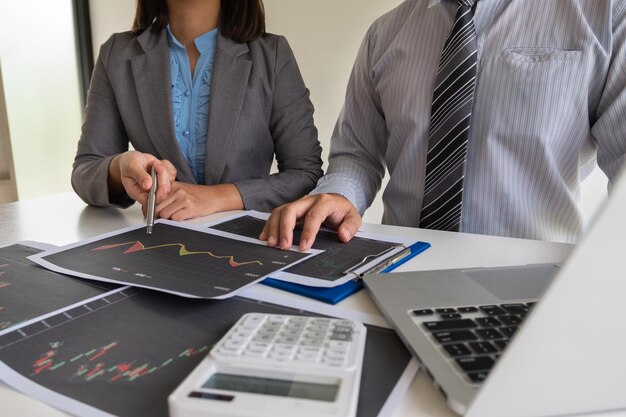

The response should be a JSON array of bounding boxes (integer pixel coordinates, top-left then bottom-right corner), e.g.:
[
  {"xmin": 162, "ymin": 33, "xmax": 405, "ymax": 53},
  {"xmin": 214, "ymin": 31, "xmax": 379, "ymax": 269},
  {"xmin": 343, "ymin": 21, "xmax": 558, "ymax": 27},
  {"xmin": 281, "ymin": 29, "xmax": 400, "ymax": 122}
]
[{"xmin": 167, "ymin": 26, "xmax": 218, "ymax": 184}]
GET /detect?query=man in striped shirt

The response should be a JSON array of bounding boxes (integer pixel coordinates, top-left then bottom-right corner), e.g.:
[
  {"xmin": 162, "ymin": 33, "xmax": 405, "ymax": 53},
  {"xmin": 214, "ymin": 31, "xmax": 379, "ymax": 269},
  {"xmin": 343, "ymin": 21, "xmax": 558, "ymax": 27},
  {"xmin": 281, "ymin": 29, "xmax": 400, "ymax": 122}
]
[{"xmin": 261, "ymin": 0, "xmax": 626, "ymax": 250}]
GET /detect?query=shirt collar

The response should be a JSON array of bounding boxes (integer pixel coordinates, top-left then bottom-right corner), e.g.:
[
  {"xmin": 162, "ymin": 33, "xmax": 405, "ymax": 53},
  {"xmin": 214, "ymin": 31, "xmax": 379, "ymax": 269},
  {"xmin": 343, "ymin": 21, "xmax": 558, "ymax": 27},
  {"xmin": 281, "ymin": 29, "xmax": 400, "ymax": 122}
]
[{"xmin": 166, "ymin": 25, "xmax": 218, "ymax": 54}]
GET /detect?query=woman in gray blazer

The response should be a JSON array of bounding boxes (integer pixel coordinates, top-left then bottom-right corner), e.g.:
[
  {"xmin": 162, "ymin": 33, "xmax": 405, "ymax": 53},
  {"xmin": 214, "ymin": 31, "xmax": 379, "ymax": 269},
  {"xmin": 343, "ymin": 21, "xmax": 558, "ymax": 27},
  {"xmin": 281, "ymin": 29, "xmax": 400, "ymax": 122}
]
[{"xmin": 72, "ymin": 0, "xmax": 323, "ymax": 220}]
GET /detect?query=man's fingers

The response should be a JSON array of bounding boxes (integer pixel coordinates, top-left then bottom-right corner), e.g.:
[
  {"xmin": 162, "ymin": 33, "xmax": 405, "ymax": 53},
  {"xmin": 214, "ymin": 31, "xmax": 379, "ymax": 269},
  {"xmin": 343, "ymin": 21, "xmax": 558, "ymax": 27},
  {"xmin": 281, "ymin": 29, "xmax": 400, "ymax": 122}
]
[
  {"xmin": 337, "ymin": 209, "xmax": 362, "ymax": 243},
  {"xmin": 262, "ymin": 194, "xmax": 360, "ymax": 252},
  {"xmin": 299, "ymin": 202, "xmax": 334, "ymax": 250},
  {"xmin": 260, "ymin": 208, "xmax": 283, "ymax": 247},
  {"xmin": 261, "ymin": 196, "xmax": 317, "ymax": 249}
]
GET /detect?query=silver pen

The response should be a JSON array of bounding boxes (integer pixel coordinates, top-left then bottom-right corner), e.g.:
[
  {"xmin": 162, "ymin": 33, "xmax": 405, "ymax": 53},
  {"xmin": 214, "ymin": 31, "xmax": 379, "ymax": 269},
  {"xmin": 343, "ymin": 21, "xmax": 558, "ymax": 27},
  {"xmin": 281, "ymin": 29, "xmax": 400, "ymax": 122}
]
[{"xmin": 146, "ymin": 167, "xmax": 157, "ymax": 234}]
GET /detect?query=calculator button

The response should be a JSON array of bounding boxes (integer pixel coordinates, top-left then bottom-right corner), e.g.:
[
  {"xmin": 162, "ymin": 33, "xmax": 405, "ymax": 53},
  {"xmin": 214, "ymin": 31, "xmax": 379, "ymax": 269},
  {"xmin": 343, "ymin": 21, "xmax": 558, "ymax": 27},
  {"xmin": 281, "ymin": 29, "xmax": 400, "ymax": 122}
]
[
  {"xmin": 275, "ymin": 336, "xmax": 298, "ymax": 345},
  {"xmin": 243, "ymin": 347, "xmax": 266, "ymax": 356},
  {"xmin": 326, "ymin": 347, "xmax": 348, "ymax": 357},
  {"xmin": 326, "ymin": 341, "xmax": 351, "ymax": 349},
  {"xmin": 279, "ymin": 328, "xmax": 302, "ymax": 338},
  {"xmin": 310, "ymin": 318, "xmax": 332, "ymax": 326},
  {"xmin": 268, "ymin": 351, "xmax": 292, "ymax": 361},
  {"xmin": 284, "ymin": 321, "xmax": 306, "ymax": 331},
  {"xmin": 239, "ymin": 323, "xmax": 259, "ymax": 331},
  {"xmin": 329, "ymin": 333, "xmax": 352, "ymax": 342},
  {"xmin": 222, "ymin": 340, "xmax": 245, "ymax": 350},
  {"xmin": 259, "ymin": 324, "xmax": 280, "ymax": 334},
  {"xmin": 247, "ymin": 342, "xmax": 271, "ymax": 351},
  {"xmin": 302, "ymin": 330, "xmax": 326, "ymax": 339},
  {"xmin": 322, "ymin": 356, "xmax": 347, "ymax": 366},
  {"xmin": 332, "ymin": 325, "xmax": 354, "ymax": 334},
  {"xmin": 298, "ymin": 346, "xmax": 323, "ymax": 355},
  {"xmin": 287, "ymin": 317, "xmax": 308, "ymax": 324},
  {"xmin": 296, "ymin": 352, "xmax": 321, "ymax": 362},
  {"xmin": 272, "ymin": 344, "xmax": 296, "ymax": 355},
  {"xmin": 215, "ymin": 346, "xmax": 239, "ymax": 356},
  {"xmin": 267, "ymin": 316, "xmax": 288, "ymax": 325},
  {"xmin": 300, "ymin": 338, "xmax": 324, "ymax": 347},
  {"xmin": 241, "ymin": 314, "xmax": 264, "ymax": 326},
  {"xmin": 231, "ymin": 330, "xmax": 254, "ymax": 340},
  {"xmin": 307, "ymin": 324, "xmax": 329, "ymax": 332},
  {"xmin": 252, "ymin": 334, "xmax": 274, "ymax": 343}
]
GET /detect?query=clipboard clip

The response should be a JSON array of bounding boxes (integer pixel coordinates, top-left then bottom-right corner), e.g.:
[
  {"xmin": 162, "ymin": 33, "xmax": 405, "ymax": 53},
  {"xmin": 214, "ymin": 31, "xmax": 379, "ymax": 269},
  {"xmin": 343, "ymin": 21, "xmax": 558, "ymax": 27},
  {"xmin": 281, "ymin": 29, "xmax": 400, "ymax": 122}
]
[{"xmin": 342, "ymin": 244, "xmax": 409, "ymax": 278}]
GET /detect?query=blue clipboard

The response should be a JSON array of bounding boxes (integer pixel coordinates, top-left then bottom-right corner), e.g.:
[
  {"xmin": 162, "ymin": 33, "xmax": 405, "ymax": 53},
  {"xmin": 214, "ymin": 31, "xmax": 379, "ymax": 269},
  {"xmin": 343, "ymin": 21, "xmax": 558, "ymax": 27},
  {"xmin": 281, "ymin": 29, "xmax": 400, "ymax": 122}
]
[{"xmin": 261, "ymin": 241, "xmax": 431, "ymax": 304}]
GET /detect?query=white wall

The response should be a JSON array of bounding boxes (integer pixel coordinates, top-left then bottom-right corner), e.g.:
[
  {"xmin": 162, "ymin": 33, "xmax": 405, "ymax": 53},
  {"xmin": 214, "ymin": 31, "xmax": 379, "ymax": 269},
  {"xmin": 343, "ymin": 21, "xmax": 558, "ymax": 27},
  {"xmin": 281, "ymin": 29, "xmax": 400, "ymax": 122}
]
[
  {"xmin": 87, "ymin": 0, "xmax": 607, "ymax": 225},
  {"xmin": 0, "ymin": 0, "xmax": 82, "ymax": 200}
]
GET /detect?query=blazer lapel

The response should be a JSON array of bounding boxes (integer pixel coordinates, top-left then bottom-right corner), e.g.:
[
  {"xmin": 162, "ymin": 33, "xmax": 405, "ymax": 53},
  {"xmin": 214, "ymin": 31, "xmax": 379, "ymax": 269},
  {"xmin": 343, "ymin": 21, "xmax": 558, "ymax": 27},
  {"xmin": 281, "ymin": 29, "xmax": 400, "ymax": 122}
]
[
  {"xmin": 204, "ymin": 34, "xmax": 252, "ymax": 183},
  {"xmin": 130, "ymin": 28, "xmax": 196, "ymax": 183}
]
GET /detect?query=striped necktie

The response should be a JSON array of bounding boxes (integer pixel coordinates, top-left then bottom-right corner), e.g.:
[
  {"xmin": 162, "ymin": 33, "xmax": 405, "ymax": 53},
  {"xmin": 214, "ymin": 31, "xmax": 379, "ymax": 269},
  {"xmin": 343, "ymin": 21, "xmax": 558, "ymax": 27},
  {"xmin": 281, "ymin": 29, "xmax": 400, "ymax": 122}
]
[{"xmin": 419, "ymin": 0, "xmax": 478, "ymax": 231}]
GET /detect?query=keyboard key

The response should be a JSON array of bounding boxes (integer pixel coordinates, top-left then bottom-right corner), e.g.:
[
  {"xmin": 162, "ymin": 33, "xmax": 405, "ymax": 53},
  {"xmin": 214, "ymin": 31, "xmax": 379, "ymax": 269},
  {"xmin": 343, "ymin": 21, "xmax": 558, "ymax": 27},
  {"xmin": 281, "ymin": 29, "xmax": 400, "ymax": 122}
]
[
  {"xmin": 433, "ymin": 330, "xmax": 477, "ymax": 344},
  {"xmin": 500, "ymin": 326, "xmax": 518, "ymax": 338},
  {"xmin": 493, "ymin": 340, "xmax": 508, "ymax": 350},
  {"xmin": 443, "ymin": 343, "xmax": 472, "ymax": 358},
  {"xmin": 457, "ymin": 306, "xmax": 478, "ymax": 313},
  {"xmin": 468, "ymin": 341, "xmax": 497, "ymax": 355},
  {"xmin": 502, "ymin": 304, "xmax": 529, "ymax": 315},
  {"xmin": 475, "ymin": 328, "xmax": 503, "ymax": 340},
  {"xmin": 499, "ymin": 315, "xmax": 522, "ymax": 326},
  {"xmin": 439, "ymin": 313, "xmax": 462, "ymax": 320},
  {"xmin": 423, "ymin": 319, "xmax": 477, "ymax": 332},
  {"xmin": 456, "ymin": 356, "xmax": 495, "ymax": 373},
  {"xmin": 476, "ymin": 317, "xmax": 501, "ymax": 328},
  {"xmin": 467, "ymin": 371, "xmax": 489, "ymax": 383},
  {"xmin": 435, "ymin": 308, "xmax": 457, "ymax": 314},
  {"xmin": 412, "ymin": 309, "xmax": 434, "ymax": 316},
  {"xmin": 479, "ymin": 305, "xmax": 507, "ymax": 316}
]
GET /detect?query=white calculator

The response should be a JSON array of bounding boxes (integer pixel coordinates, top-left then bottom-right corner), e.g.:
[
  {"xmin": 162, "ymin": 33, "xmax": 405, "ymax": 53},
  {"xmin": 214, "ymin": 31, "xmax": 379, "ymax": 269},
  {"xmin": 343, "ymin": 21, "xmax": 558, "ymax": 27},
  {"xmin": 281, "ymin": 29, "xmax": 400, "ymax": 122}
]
[{"xmin": 168, "ymin": 313, "xmax": 367, "ymax": 417}]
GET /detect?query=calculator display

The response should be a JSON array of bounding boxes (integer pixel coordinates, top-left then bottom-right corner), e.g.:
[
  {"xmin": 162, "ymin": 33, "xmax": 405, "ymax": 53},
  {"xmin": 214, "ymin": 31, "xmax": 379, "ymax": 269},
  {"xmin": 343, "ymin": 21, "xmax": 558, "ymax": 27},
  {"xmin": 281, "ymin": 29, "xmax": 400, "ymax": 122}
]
[{"xmin": 202, "ymin": 373, "xmax": 339, "ymax": 402}]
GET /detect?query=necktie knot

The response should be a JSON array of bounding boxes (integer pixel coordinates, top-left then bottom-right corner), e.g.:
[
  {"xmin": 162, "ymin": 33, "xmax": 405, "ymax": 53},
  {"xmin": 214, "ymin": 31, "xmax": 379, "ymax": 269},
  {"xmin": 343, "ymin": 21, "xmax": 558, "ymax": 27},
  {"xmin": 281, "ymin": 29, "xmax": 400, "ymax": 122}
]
[{"xmin": 458, "ymin": 0, "xmax": 475, "ymax": 8}]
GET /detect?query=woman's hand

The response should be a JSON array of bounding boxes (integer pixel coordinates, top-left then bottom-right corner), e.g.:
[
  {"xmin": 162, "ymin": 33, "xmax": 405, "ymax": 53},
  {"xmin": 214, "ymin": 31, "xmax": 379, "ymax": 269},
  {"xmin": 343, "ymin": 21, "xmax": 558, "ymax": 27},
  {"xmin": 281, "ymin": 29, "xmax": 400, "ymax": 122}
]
[
  {"xmin": 155, "ymin": 182, "xmax": 244, "ymax": 221},
  {"xmin": 108, "ymin": 151, "xmax": 177, "ymax": 206}
]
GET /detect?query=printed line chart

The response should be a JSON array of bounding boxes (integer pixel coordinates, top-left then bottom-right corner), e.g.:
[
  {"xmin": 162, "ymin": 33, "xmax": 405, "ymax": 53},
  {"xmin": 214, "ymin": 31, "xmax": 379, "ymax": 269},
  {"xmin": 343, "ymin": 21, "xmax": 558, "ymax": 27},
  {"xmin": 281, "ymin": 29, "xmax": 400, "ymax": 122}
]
[{"xmin": 38, "ymin": 223, "xmax": 312, "ymax": 298}]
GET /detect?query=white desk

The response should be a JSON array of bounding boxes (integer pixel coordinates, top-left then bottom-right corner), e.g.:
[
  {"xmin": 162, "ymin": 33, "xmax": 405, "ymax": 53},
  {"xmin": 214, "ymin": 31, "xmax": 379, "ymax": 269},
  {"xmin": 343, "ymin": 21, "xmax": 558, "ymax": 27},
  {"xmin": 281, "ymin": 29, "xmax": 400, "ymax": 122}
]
[{"xmin": 0, "ymin": 192, "xmax": 573, "ymax": 417}]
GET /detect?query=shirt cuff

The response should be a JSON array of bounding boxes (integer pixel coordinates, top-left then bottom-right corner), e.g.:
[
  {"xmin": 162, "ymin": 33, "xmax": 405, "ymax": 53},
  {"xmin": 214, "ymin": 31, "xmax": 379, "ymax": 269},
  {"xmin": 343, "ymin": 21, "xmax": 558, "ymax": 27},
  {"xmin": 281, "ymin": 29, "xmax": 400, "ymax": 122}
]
[{"xmin": 309, "ymin": 173, "xmax": 366, "ymax": 214}]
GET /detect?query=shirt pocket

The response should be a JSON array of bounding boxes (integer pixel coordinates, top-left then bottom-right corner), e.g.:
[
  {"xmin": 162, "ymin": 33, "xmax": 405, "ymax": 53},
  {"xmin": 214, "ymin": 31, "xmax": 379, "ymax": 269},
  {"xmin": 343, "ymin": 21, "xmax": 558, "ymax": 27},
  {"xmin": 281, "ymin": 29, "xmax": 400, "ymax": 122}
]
[
  {"xmin": 501, "ymin": 47, "xmax": 581, "ymax": 64},
  {"xmin": 476, "ymin": 46, "xmax": 585, "ymax": 148}
]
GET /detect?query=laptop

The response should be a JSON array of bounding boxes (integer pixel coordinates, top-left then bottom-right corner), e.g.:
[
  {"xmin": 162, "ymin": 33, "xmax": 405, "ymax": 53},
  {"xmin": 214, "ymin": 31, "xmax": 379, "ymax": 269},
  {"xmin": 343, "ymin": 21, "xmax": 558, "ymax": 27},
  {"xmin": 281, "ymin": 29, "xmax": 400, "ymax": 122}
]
[{"xmin": 364, "ymin": 168, "xmax": 626, "ymax": 417}]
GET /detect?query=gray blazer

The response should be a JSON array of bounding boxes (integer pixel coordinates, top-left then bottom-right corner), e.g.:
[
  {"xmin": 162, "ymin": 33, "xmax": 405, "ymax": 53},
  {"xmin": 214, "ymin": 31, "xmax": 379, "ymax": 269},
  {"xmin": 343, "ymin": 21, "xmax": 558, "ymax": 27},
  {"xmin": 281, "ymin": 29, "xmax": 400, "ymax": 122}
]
[{"xmin": 72, "ymin": 27, "xmax": 323, "ymax": 211}]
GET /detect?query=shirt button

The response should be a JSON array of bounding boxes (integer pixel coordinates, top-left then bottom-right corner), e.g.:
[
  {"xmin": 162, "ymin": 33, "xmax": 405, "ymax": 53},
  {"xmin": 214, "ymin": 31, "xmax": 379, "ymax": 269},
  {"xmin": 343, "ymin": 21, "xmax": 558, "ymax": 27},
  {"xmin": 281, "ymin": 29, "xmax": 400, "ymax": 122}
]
[
  {"xmin": 184, "ymin": 91, "xmax": 190, "ymax": 97},
  {"xmin": 183, "ymin": 130, "xmax": 190, "ymax": 137}
]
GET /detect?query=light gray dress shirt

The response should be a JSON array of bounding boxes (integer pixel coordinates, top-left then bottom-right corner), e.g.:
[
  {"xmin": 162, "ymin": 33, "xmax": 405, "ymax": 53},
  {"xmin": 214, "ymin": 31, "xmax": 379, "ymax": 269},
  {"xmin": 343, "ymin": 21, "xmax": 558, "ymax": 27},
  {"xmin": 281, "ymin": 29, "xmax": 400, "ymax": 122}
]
[{"xmin": 312, "ymin": 0, "xmax": 626, "ymax": 243}]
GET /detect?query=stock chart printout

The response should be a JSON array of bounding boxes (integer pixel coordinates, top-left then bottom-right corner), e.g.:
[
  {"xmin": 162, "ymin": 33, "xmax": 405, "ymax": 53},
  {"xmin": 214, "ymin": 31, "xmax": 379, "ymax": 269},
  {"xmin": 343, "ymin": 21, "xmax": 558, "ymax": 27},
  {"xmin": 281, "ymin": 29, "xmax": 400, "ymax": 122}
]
[
  {"xmin": 0, "ymin": 244, "xmax": 120, "ymax": 334},
  {"xmin": 0, "ymin": 288, "xmax": 414, "ymax": 417},
  {"xmin": 207, "ymin": 212, "xmax": 411, "ymax": 287},
  {"xmin": 30, "ymin": 221, "xmax": 316, "ymax": 299}
]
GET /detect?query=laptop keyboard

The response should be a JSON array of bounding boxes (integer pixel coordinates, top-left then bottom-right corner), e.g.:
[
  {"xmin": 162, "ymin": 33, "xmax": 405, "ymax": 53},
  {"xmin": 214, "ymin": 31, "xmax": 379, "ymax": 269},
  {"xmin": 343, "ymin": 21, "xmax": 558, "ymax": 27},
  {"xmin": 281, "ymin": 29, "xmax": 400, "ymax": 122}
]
[{"xmin": 412, "ymin": 302, "xmax": 536, "ymax": 384}]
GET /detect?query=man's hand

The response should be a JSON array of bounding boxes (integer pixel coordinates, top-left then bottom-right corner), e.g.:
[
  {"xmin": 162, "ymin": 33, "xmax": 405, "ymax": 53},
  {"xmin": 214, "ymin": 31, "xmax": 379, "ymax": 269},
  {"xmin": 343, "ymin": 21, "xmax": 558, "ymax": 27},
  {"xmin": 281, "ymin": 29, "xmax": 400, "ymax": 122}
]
[
  {"xmin": 260, "ymin": 194, "xmax": 362, "ymax": 251},
  {"xmin": 155, "ymin": 182, "xmax": 244, "ymax": 221},
  {"xmin": 110, "ymin": 151, "xmax": 176, "ymax": 206}
]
